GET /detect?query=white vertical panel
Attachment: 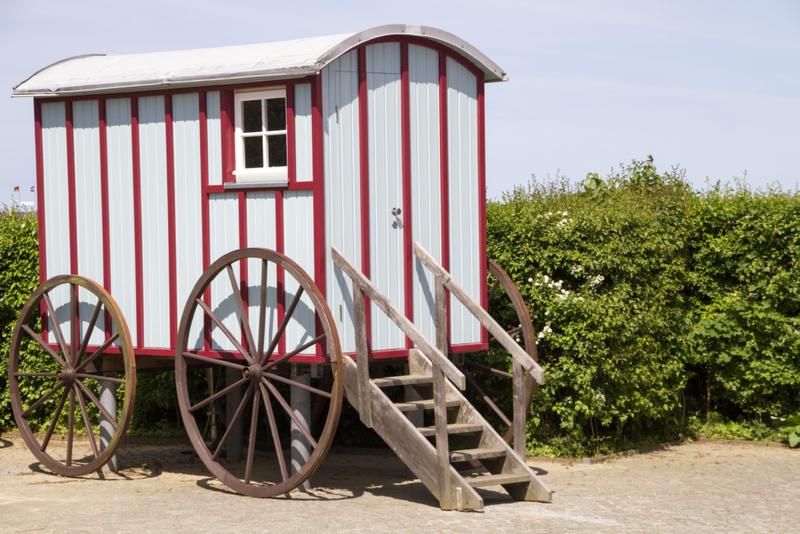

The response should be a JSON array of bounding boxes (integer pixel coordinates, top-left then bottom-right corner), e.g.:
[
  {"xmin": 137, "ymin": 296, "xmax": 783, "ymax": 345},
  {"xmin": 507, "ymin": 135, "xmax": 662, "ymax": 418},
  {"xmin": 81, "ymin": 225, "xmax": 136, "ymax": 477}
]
[
  {"xmin": 366, "ymin": 43, "xmax": 405, "ymax": 350},
  {"xmin": 138, "ymin": 96, "xmax": 170, "ymax": 348},
  {"xmin": 172, "ymin": 93, "xmax": 204, "ymax": 350},
  {"xmin": 208, "ymin": 193, "xmax": 240, "ymax": 351},
  {"xmin": 447, "ymin": 58, "xmax": 480, "ymax": 345},
  {"xmin": 106, "ymin": 98, "xmax": 137, "ymax": 344},
  {"xmin": 284, "ymin": 190, "xmax": 316, "ymax": 353},
  {"xmin": 245, "ymin": 191, "xmax": 278, "ymax": 355},
  {"xmin": 207, "ymin": 91, "xmax": 222, "ymax": 186},
  {"xmin": 41, "ymin": 102, "xmax": 71, "ymax": 344},
  {"xmin": 409, "ymin": 45, "xmax": 442, "ymax": 343},
  {"xmin": 72, "ymin": 100, "xmax": 106, "ymax": 346},
  {"xmin": 323, "ymin": 50, "xmax": 361, "ymax": 353},
  {"xmin": 294, "ymin": 84, "xmax": 313, "ymax": 183}
]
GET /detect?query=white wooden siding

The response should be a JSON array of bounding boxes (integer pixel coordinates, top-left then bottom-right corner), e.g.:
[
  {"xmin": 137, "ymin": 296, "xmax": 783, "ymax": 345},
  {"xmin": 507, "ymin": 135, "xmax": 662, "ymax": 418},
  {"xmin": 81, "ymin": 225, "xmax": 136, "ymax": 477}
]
[
  {"xmin": 41, "ymin": 102, "xmax": 72, "ymax": 344},
  {"xmin": 446, "ymin": 58, "xmax": 480, "ymax": 345},
  {"xmin": 409, "ymin": 45, "xmax": 442, "ymax": 343},
  {"xmin": 207, "ymin": 91, "xmax": 222, "ymax": 186},
  {"xmin": 366, "ymin": 43, "xmax": 405, "ymax": 350},
  {"xmin": 284, "ymin": 190, "xmax": 316, "ymax": 353},
  {"xmin": 323, "ymin": 50, "xmax": 361, "ymax": 353},
  {"xmin": 294, "ymin": 84, "xmax": 313, "ymax": 183},
  {"xmin": 105, "ymin": 98, "xmax": 137, "ymax": 345},
  {"xmin": 208, "ymin": 193, "xmax": 240, "ymax": 351},
  {"xmin": 172, "ymin": 93, "xmax": 204, "ymax": 350},
  {"xmin": 137, "ymin": 96, "xmax": 170, "ymax": 348},
  {"xmin": 245, "ymin": 191, "xmax": 278, "ymax": 354}
]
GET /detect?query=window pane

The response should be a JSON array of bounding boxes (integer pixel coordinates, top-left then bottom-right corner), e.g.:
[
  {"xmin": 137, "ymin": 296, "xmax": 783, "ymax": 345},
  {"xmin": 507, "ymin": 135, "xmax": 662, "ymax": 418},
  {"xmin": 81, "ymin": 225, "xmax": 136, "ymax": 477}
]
[
  {"xmin": 266, "ymin": 98, "xmax": 286, "ymax": 131},
  {"xmin": 244, "ymin": 137, "xmax": 264, "ymax": 168},
  {"xmin": 243, "ymin": 100, "xmax": 262, "ymax": 133},
  {"xmin": 268, "ymin": 135, "xmax": 287, "ymax": 168}
]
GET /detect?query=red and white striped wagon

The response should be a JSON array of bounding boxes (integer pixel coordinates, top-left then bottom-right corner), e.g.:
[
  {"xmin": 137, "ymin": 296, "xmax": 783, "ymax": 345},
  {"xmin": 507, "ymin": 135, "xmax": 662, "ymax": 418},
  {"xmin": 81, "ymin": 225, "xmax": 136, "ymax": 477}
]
[{"xmin": 8, "ymin": 25, "xmax": 548, "ymax": 509}]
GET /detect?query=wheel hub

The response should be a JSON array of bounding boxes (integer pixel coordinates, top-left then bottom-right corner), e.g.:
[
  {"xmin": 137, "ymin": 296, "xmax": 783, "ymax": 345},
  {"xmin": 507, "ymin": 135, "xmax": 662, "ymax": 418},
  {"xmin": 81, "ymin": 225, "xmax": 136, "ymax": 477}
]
[
  {"xmin": 56, "ymin": 368, "xmax": 75, "ymax": 386},
  {"xmin": 242, "ymin": 365, "xmax": 262, "ymax": 382}
]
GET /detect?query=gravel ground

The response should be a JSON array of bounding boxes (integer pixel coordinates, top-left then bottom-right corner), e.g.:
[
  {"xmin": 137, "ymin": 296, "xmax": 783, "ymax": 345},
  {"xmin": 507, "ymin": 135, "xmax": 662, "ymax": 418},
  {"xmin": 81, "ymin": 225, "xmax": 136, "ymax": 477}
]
[{"xmin": 1, "ymin": 435, "xmax": 797, "ymax": 533}]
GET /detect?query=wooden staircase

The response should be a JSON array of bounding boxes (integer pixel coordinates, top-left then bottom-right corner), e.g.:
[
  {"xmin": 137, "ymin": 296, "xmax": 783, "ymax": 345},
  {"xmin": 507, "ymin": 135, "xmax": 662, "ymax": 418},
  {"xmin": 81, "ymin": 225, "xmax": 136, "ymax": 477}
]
[{"xmin": 332, "ymin": 244, "xmax": 552, "ymax": 511}]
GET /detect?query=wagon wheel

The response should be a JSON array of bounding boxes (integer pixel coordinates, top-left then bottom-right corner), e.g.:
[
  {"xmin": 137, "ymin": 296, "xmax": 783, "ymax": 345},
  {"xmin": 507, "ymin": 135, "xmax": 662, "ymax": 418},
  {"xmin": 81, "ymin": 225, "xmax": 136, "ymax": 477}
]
[
  {"xmin": 8, "ymin": 275, "xmax": 136, "ymax": 476},
  {"xmin": 461, "ymin": 259, "xmax": 538, "ymax": 447},
  {"xmin": 175, "ymin": 248, "xmax": 343, "ymax": 498}
]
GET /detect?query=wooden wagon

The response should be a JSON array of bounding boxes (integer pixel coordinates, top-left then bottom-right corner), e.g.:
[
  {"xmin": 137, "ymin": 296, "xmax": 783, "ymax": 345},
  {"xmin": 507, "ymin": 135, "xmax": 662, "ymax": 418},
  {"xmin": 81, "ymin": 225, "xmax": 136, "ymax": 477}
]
[{"xmin": 8, "ymin": 25, "xmax": 551, "ymax": 510}]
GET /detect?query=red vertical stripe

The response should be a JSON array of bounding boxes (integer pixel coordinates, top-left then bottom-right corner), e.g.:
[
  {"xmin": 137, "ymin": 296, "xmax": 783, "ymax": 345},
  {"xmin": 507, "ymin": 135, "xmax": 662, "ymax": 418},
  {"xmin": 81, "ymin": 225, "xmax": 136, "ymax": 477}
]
[
  {"xmin": 131, "ymin": 97, "xmax": 145, "ymax": 348},
  {"xmin": 358, "ymin": 45, "xmax": 372, "ymax": 356},
  {"xmin": 401, "ymin": 43, "xmax": 414, "ymax": 350},
  {"xmin": 199, "ymin": 92, "xmax": 212, "ymax": 351},
  {"xmin": 311, "ymin": 75, "xmax": 326, "ymax": 359},
  {"xmin": 34, "ymin": 101, "xmax": 47, "ymax": 341},
  {"xmin": 276, "ymin": 190, "xmax": 286, "ymax": 355},
  {"xmin": 238, "ymin": 190, "xmax": 249, "ymax": 349},
  {"xmin": 66, "ymin": 102, "xmax": 78, "ymax": 277},
  {"xmin": 286, "ymin": 83, "xmax": 296, "ymax": 183},
  {"xmin": 98, "ymin": 99, "xmax": 112, "ymax": 341},
  {"xmin": 165, "ymin": 96, "xmax": 178, "ymax": 347},
  {"xmin": 477, "ymin": 76, "xmax": 488, "ymax": 344},
  {"xmin": 438, "ymin": 52, "xmax": 451, "ymax": 348},
  {"xmin": 220, "ymin": 91, "xmax": 235, "ymax": 183}
]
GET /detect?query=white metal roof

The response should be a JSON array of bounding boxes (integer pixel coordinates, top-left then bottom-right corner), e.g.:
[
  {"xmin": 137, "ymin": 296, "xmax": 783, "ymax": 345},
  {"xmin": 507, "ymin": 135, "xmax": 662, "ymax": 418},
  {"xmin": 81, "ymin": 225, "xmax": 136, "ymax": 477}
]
[{"xmin": 12, "ymin": 25, "xmax": 508, "ymax": 98}]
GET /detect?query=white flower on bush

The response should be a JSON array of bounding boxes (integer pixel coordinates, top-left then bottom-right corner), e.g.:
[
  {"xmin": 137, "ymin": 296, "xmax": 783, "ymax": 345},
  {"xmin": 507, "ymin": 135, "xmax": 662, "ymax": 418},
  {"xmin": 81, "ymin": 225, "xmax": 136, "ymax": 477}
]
[
  {"xmin": 537, "ymin": 325, "xmax": 553, "ymax": 340},
  {"xmin": 570, "ymin": 264, "xmax": 583, "ymax": 275},
  {"xmin": 589, "ymin": 275, "xmax": 604, "ymax": 287}
]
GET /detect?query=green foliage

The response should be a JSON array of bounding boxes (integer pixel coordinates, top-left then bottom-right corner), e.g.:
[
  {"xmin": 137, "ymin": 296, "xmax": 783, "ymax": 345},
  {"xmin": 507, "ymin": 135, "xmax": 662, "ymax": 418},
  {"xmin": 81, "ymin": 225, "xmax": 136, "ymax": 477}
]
[{"xmin": 772, "ymin": 415, "xmax": 800, "ymax": 447}]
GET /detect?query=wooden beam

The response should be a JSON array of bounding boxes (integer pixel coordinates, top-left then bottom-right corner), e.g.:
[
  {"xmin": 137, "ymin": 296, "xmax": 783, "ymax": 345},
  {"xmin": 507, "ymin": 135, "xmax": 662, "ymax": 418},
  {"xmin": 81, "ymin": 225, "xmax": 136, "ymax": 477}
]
[{"xmin": 353, "ymin": 284, "xmax": 372, "ymax": 428}]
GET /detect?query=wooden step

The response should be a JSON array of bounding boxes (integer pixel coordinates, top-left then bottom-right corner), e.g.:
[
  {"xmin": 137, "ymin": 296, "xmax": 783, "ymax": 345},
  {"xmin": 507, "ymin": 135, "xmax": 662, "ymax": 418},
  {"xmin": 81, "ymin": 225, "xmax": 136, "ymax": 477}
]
[
  {"xmin": 394, "ymin": 398, "xmax": 461, "ymax": 412},
  {"xmin": 372, "ymin": 374, "xmax": 432, "ymax": 388},
  {"xmin": 449, "ymin": 448, "xmax": 507, "ymax": 462},
  {"xmin": 465, "ymin": 473, "xmax": 531, "ymax": 488},
  {"xmin": 418, "ymin": 423, "xmax": 483, "ymax": 437}
]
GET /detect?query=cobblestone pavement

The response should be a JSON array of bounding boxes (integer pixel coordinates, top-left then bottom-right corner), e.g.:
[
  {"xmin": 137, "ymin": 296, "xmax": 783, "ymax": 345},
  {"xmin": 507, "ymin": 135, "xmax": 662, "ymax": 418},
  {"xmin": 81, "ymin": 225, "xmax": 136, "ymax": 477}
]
[{"xmin": 1, "ymin": 436, "xmax": 797, "ymax": 533}]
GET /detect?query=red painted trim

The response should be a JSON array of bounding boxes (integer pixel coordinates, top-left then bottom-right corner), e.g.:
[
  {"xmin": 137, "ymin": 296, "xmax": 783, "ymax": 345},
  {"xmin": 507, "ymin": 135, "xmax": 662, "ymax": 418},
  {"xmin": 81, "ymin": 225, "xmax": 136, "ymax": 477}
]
[
  {"xmin": 450, "ymin": 342, "xmax": 489, "ymax": 353},
  {"xmin": 477, "ymin": 76, "xmax": 488, "ymax": 344},
  {"xmin": 220, "ymin": 90, "xmax": 235, "ymax": 183},
  {"xmin": 275, "ymin": 190, "xmax": 286, "ymax": 355},
  {"xmin": 98, "ymin": 99, "xmax": 112, "ymax": 341},
  {"xmin": 238, "ymin": 190, "xmax": 248, "ymax": 349},
  {"xmin": 286, "ymin": 83, "xmax": 296, "ymax": 183},
  {"xmin": 203, "ymin": 182, "xmax": 314, "ymax": 194},
  {"xmin": 438, "ymin": 51, "xmax": 452, "ymax": 349},
  {"xmin": 311, "ymin": 74, "xmax": 327, "ymax": 358},
  {"xmin": 65, "ymin": 102, "xmax": 78, "ymax": 278},
  {"xmin": 34, "ymin": 100, "xmax": 48, "ymax": 341},
  {"xmin": 358, "ymin": 45, "xmax": 372, "ymax": 354},
  {"xmin": 199, "ymin": 92, "xmax": 212, "ymax": 352},
  {"xmin": 401, "ymin": 43, "xmax": 414, "ymax": 350},
  {"xmin": 165, "ymin": 96, "xmax": 178, "ymax": 348},
  {"xmin": 131, "ymin": 97, "xmax": 145, "ymax": 348}
]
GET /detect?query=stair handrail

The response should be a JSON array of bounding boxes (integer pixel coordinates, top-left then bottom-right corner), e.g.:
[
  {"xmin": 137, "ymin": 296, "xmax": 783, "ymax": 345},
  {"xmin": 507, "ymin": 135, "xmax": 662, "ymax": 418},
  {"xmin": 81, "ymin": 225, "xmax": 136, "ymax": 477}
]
[
  {"xmin": 413, "ymin": 242, "xmax": 545, "ymax": 385},
  {"xmin": 331, "ymin": 247, "xmax": 466, "ymax": 390}
]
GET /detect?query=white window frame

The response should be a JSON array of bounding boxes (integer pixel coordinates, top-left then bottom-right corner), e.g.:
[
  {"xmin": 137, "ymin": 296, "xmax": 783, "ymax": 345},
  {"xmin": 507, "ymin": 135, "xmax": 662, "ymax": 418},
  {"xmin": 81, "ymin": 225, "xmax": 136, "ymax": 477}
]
[{"xmin": 233, "ymin": 88, "xmax": 288, "ymax": 186}]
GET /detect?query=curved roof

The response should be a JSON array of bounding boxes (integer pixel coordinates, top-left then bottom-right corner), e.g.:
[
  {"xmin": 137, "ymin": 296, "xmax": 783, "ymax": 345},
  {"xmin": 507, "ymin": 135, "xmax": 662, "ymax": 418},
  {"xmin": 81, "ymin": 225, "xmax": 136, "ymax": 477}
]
[{"xmin": 12, "ymin": 25, "xmax": 508, "ymax": 98}]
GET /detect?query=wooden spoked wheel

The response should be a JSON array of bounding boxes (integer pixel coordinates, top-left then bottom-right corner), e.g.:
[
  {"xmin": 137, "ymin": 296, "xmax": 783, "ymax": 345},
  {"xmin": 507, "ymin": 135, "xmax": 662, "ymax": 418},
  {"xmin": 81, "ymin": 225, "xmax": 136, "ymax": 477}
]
[
  {"xmin": 8, "ymin": 275, "xmax": 136, "ymax": 476},
  {"xmin": 175, "ymin": 248, "xmax": 344, "ymax": 498},
  {"xmin": 461, "ymin": 259, "xmax": 538, "ymax": 447}
]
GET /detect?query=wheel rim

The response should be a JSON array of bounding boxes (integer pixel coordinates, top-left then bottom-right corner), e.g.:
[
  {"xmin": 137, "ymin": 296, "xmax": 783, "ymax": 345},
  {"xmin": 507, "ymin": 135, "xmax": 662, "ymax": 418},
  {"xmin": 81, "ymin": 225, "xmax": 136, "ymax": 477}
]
[
  {"xmin": 175, "ymin": 248, "xmax": 343, "ymax": 497},
  {"xmin": 461, "ymin": 259, "xmax": 538, "ymax": 446},
  {"xmin": 8, "ymin": 275, "xmax": 136, "ymax": 476}
]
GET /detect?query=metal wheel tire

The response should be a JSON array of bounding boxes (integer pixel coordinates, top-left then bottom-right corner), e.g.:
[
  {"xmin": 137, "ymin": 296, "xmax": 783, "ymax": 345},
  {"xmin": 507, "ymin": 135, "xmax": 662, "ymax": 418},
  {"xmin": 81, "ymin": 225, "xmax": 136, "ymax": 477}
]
[
  {"xmin": 461, "ymin": 259, "xmax": 538, "ymax": 446},
  {"xmin": 175, "ymin": 248, "xmax": 344, "ymax": 497},
  {"xmin": 8, "ymin": 275, "xmax": 136, "ymax": 476}
]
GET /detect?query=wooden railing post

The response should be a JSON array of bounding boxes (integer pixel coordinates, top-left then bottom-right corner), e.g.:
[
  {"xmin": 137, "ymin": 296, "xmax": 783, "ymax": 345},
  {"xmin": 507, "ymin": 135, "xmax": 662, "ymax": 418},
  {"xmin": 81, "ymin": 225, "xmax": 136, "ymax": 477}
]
[
  {"xmin": 353, "ymin": 284, "xmax": 372, "ymax": 428},
  {"xmin": 434, "ymin": 275, "xmax": 452, "ymax": 509},
  {"xmin": 512, "ymin": 361, "xmax": 525, "ymax": 458}
]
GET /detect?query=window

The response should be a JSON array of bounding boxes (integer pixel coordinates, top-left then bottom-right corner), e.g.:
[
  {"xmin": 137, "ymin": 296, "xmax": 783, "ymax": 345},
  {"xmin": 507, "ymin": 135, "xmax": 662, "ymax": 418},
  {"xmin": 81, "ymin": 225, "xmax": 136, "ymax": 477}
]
[{"xmin": 233, "ymin": 88, "xmax": 288, "ymax": 185}]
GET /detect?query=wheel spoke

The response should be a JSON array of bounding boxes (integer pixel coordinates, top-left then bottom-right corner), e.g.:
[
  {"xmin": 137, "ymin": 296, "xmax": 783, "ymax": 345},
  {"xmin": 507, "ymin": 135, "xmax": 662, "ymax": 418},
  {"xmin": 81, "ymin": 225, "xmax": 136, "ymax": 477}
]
[
  {"xmin": 264, "ymin": 335, "xmax": 325, "ymax": 371},
  {"xmin": 489, "ymin": 325, "xmax": 523, "ymax": 344},
  {"xmin": 75, "ymin": 299, "xmax": 103, "ymax": 368},
  {"xmin": 488, "ymin": 278, "xmax": 501, "ymax": 301},
  {"xmin": 257, "ymin": 260, "xmax": 268, "ymax": 360},
  {"xmin": 75, "ymin": 385, "xmax": 100, "ymax": 460},
  {"xmin": 261, "ymin": 287, "xmax": 304, "ymax": 365},
  {"xmin": 76, "ymin": 373, "xmax": 124, "ymax": 384},
  {"xmin": 75, "ymin": 332, "xmax": 120, "ymax": 373},
  {"xmin": 22, "ymin": 325, "xmax": 68, "ymax": 369},
  {"xmin": 75, "ymin": 379, "xmax": 118, "ymax": 430},
  {"xmin": 464, "ymin": 372, "xmax": 512, "ymax": 427},
  {"xmin": 196, "ymin": 298, "xmax": 253, "ymax": 364},
  {"xmin": 263, "ymin": 372, "xmax": 331, "ymax": 399},
  {"xmin": 190, "ymin": 376, "xmax": 249, "ymax": 413},
  {"xmin": 227, "ymin": 265, "xmax": 258, "ymax": 362},
  {"xmin": 182, "ymin": 352, "xmax": 247, "ymax": 371},
  {"xmin": 212, "ymin": 383, "xmax": 254, "ymax": 461},
  {"xmin": 66, "ymin": 389, "xmax": 75, "ymax": 467},
  {"xmin": 21, "ymin": 382, "xmax": 65, "ymax": 418},
  {"xmin": 41, "ymin": 387, "xmax": 70, "ymax": 452},
  {"xmin": 42, "ymin": 293, "xmax": 70, "ymax": 363},
  {"xmin": 70, "ymin": 283, "xmax": 77, "ymax": 366},
  {"xmin": 464, "ymin": 359, "xmax": 513, "ymax": 379},
  {"xmin": 261, "ymin": 377, "xmax": 317, "ymax": 449},
  {"xmin": 14, "ymin": 372, "xmax": 58, "ymax": 377},
  {"xmin": 259, "ymin": 381, "xmax": 288, "ymax": 482},
  {"xmin": 244, "ymin": 388, "xmax": 260, "ymax": 484}
]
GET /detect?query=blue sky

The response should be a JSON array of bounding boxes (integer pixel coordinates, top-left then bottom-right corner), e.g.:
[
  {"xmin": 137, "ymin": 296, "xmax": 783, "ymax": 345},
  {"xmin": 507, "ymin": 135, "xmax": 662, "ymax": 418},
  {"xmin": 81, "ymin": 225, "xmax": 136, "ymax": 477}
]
[{"xmin": 2, "ymin": 0, "xmax": 798, "ymax": 205}]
